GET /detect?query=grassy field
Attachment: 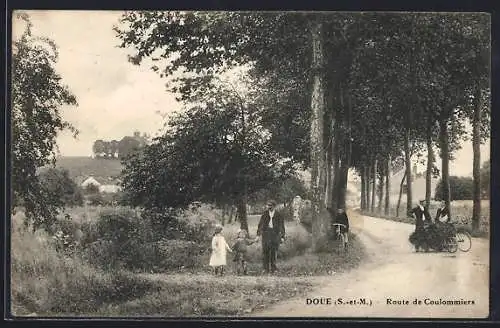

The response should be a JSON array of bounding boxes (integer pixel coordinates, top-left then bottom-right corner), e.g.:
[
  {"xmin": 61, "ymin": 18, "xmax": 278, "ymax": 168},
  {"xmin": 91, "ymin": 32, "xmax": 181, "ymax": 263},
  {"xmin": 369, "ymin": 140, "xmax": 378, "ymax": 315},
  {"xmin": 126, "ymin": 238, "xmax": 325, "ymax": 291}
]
[
  {"xmin": 11, "ymin": 207, "xmax": 366, "ymax": 316},
  {"xmin": 362, "ymin": 200, "xmax": 490, "ymax": 238},
  {"xmin": 39, "ymin": 156, "xmax": 123, "ymax": 181}
]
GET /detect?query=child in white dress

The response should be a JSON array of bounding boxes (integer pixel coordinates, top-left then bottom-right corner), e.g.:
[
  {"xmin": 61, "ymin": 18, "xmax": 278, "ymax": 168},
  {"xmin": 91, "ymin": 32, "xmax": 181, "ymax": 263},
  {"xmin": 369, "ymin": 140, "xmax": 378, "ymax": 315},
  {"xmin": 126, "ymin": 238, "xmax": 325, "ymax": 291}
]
[{"xmin": 209, "ymin": 225, "xmax": 232, "ymax": 275}]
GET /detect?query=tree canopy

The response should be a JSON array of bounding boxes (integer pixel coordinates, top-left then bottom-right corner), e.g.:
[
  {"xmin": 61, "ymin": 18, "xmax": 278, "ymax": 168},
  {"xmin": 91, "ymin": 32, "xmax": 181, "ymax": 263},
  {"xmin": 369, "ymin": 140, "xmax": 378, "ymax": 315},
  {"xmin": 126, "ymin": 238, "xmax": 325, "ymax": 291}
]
[{"xmin": 12, "ymin": 13, "xmax": 78, "ymax": 231}]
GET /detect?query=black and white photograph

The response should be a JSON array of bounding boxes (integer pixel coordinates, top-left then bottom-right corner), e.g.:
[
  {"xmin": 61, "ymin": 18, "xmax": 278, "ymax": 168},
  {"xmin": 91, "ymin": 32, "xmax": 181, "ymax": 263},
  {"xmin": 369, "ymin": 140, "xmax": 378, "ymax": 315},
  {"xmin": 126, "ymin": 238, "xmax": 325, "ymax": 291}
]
[{"xmin": 10, "ymin": 10, "xmax": 491, "ymax": 318}]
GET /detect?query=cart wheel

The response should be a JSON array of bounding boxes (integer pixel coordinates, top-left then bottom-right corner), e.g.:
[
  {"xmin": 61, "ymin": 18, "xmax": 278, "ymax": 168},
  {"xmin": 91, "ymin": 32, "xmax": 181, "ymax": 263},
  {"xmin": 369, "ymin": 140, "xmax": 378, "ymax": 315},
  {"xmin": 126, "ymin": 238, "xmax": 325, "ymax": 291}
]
[{"xmin": 456, "ymin": 231, "xmax": 472, "ymax": 252}]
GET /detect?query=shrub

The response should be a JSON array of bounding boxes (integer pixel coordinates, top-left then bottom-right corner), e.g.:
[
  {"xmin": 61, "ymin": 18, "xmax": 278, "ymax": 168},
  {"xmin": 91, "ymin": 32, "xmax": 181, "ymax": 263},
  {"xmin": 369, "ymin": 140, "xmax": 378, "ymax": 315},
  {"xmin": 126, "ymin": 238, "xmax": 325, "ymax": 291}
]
[
  {"xmin": 435, "ymin": 176, "xmax": 474, "ymax": 201},
  {"xmin": 90, "ymin": 207, "xmax": 155, "ymax": 270},
  {"xmin": 298, "ymin": 201, "xmax": 312, "ymax": 229},
  {"xmin": 276, "ymin": 205, "xmax": 294, "ymax": 222},
  {"xmin": 277, "ymin": 222, "xmax": 311, "ymax": 259},
  {"xmin": 155, "ymin": 239, "xmax": 207, "ymax": 270},
  {"xmin": 84, "ymin": 184, "xmax": 100, "ymax": 195},
  {"xmin": 86, "ymin": 193, "xmax": 105, "ymax": 206},
  {"xmin": 11, "ymin": 212, "xmax": 155, "ymax": 315},
  {"xmin": 143, "ymin": 203, "xmax": 219, "ymax": 243}
]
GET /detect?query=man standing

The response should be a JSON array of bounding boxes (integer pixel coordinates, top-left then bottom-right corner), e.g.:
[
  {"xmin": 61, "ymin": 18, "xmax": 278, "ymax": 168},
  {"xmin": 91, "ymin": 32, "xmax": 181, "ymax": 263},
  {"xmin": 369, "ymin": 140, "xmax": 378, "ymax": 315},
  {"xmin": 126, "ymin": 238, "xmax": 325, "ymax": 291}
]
[
  {"xmin": 256, "ymin": 200, "xmax": 285, "ymax": 274},
  {"xmin": 408, "ymin": 199, "xmax": 432, "ymax": 251}
]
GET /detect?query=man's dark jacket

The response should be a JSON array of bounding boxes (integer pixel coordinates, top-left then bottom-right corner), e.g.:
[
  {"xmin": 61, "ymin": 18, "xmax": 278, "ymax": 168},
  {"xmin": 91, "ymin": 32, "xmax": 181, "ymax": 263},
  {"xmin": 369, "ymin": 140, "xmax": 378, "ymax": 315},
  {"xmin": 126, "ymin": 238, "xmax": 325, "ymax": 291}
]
[
  {"xmin": 409, "ymin": 205, "xmax": 431, "ymax": 231},
  {"xmin": 257, "ymin": 210, "xmax": 285, "ymax": 246}
]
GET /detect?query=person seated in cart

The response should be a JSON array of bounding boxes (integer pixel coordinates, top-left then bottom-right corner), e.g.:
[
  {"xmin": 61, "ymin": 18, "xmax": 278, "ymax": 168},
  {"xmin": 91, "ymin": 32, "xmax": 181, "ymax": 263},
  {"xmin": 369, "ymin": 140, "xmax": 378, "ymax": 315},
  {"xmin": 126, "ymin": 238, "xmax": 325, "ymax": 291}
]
[{"xmin": 434, "ymin": 200, "xmax": 456, "ymax": 241}]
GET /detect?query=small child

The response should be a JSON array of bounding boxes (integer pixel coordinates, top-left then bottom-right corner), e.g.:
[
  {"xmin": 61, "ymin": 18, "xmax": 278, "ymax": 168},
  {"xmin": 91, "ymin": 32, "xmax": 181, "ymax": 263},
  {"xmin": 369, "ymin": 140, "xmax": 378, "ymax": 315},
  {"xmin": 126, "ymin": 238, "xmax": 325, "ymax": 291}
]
[
  {"xmin": 231, "ymin": 229, "xmax": 257, "ymax": 275},
  {"xmin": 209, "ymin": 224, "xmax": 232, "ymax": 276}
]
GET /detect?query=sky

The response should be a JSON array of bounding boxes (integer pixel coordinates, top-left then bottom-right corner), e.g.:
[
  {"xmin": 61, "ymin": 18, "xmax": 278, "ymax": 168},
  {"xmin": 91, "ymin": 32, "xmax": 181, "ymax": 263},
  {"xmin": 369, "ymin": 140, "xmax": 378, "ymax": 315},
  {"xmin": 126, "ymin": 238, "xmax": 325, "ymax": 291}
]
[{"xmin": 13, "ymin": 10, "xmax": 491, "ymax": 177}]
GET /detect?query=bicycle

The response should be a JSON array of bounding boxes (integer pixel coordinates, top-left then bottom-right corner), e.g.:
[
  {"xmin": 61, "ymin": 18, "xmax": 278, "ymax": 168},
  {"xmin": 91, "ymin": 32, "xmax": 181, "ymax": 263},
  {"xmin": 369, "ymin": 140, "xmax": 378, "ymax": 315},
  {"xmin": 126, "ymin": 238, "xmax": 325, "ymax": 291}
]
[
  {"xmin": 425, "ymin": 223, "xmax": 472, "ymax": 253},
  {"xmin": 332, "ymin": 223, "xmax": 348, "ymax": 252}
]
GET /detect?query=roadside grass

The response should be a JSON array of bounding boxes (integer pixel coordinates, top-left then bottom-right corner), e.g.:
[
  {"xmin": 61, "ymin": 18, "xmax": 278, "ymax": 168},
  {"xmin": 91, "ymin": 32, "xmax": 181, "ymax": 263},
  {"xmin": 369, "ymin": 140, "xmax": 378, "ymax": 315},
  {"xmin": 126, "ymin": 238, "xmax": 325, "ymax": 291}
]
[
  {"xmin": 97, "ymin": 274, "xmax": 314, "ymax": 316},
  {"xmin": 361, "ymin": 200, "xmax": 489, "ymax": 238},
  {"xmin": 39, "ymin": 156, "xmax": 123, "ymax": 181},
  {"xmin": 11, "ymin": 207, "xmax": 367, "ymax": 316}
]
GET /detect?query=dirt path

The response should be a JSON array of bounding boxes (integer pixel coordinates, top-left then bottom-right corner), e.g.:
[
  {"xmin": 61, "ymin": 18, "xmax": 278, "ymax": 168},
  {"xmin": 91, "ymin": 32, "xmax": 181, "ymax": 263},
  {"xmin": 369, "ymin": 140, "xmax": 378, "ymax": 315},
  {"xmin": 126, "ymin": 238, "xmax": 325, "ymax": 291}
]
[{"xmin": 252, "ymin": 212, "xmax": 489, "ymax": 318}]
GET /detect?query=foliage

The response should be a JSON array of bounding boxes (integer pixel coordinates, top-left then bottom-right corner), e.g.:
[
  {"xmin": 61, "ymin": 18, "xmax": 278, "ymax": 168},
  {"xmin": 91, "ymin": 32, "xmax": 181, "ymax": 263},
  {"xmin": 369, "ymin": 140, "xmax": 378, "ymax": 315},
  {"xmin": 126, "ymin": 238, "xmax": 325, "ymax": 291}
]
[
  {"xmin": 86, "ymin": 192, "xmax": 105, "ymax": 206},
  {"xmin": 11, "ymin": 212, "xmax": 154, "ymax": 315},
  {"xmin": 121, "ymin": 98, "xmax": 290, "ymax": 211},
  {"xmin": 12, "ymin": 13, "xmax": 78, "ymax": 231},
  {"xmin": 38, "ymin": 168, "xmax": 84, "ymax": 207},
  {"xmin": 480, "ymin": 160, "xmax": 490, "ymax": 199},
  {"xmin": 115, "ymin": 11, "xmax": 490, "ymax": 248},
  {"xmin": 434, "ymin": 176, "xmax": 474, "ymax": 201},
  {"xmin": 250, "ymin": 175, "xmax": 309, "ymax": 207},
  {"xmin": 93, "ymin": 132, "xmax": 150, "ymax": 159},
  {"xmin": 77, "ymin": 204, "xmax": 218, "ymax": 271}
]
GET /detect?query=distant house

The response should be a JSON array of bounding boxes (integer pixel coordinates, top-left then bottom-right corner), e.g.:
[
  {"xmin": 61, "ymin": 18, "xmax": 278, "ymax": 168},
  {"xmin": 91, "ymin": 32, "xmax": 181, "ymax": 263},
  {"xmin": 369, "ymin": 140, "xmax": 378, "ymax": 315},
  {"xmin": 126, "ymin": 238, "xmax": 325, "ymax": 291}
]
[{"xmin": 81, "ymin": 177, "xmax": 101, "ymax": 188}]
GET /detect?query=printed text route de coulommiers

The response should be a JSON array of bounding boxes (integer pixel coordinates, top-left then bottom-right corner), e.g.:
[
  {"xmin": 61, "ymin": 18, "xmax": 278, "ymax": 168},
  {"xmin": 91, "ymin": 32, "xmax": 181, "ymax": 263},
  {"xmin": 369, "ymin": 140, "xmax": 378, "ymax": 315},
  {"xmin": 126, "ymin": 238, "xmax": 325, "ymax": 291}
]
[
  {"xmin": 387, "ymin": 298, "xmax": 476, "ymax": 305},
  {"xmin": 305, "ymin": 298, "xmax": 476, "ymax": 306}
]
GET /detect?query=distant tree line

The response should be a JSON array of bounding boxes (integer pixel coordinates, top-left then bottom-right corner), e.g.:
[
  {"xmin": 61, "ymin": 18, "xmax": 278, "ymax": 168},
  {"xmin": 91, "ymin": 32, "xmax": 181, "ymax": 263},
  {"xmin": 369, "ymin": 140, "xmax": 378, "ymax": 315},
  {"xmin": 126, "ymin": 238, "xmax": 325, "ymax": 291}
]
[
  {"xmin": 92, "ymin": 131, "xmax": 150, "ymax": 159},
  {"xmin": 435, "ymin": 160, "xmax": 490, "ymax": 201}
]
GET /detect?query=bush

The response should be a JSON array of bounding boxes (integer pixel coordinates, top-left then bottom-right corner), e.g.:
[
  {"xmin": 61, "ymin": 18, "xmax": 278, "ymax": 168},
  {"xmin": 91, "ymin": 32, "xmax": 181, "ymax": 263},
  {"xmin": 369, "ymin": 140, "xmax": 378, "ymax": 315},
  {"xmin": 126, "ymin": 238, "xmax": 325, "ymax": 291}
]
[
  {"xmin": 89, "ymin": 207, "xmax": 155, "ymax": 270},
  {"xmin": 143, "ymin": 203, "xmax": 219, "ymax": 243},
  {"xmin": 78, "ymin": 204, "xmax": 219, "ymax": 272},
  {"xmin": 84, "ymin": 184, "xmax": 100, "ymax": 195},
  {"xmin": 276, "ymin": 205, "xmax": 294, "ymax": 222},
  {"xmin": 155, "ymin": 239, "xmax": 207, "ymax": 270},
  {"xmin": 11, "ymin": 212, "xmax": 154, "ymax": 315},
  {"xmin": 435, "ymin": 176, "xmax": 474, "ymax": 201},
  {"xmin": 39, "ymin": 168, "xmax": 83, "ymax": 206},
  {"xmin": 86, "ymin": 193, "xmax": 105, "ymax": 206}
]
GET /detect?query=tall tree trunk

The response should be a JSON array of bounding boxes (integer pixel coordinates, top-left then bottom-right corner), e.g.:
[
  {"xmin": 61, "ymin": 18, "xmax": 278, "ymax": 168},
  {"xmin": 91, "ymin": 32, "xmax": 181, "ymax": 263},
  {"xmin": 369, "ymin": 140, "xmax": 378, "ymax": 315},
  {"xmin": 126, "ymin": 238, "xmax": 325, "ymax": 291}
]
[
  {"xmin": 325, "ymin": 87, "xmax": 337, "ymax": 209},
  {"xmin": 425, "ymin": 126, "xmax": 434, "ymax": 208},
  {"xmin": 371, "ymin": 159, "xmax": 377, "ymax": 213},
  {"xmin": 227, "ymin": 205, "xmax": 234, "ymax": 224},
  {"xmin": 404, "ymin": 128, "xmax": 413, "ymax": 214},
  {"xmin": 438, "ymin": 119, "xmax": 451, "ymax": 216},
  {"xmin": 309, "ymin": 20, "xmax": 327, "ymax": 252},
  {"xmin": 385, "ymin": 154, "xmax": 391, "ymax": 215},
  {"xmin": 396, "ymin": 171, "xmax": 407, "ymax": 217},
  {"xmin": 325, "ymin": 132, "xmax": 333, "ymax": 208},
  {"xmin": 221, "ymin": 204, "xmax": 227, "ymax": 226},
  {"xmin": 330, "ymin": 115, "xmax": 341, "ymax": 213},
  {"xmin": 236, "ymin": 196, "xmax": 248, "ymax": 232},
  {"xmin": 361, "ymin": 167, "xmax": 366, "ymax": 210},
  {"xmin": 377, "ymin": 170, "xmax": 384, "ymax": 213},
  {"xmin": 472, "ymin": 87, "xmax": 482, "ymax": 232},
  {"xmin": 337, "ymin": 157, "xmax": 349, "ymax": 210},
  {"xmin": 366, "ymin": 164, "xmax": 371, "ymax": 211}
]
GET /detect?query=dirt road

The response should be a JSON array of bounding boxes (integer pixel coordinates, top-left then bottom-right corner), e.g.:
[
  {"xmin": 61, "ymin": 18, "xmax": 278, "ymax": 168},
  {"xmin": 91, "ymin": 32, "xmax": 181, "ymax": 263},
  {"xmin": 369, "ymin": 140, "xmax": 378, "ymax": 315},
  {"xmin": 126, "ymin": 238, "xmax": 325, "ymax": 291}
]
[{"xmin": 252, "ymin": 211, "xmax": 489, "ymax": 318}]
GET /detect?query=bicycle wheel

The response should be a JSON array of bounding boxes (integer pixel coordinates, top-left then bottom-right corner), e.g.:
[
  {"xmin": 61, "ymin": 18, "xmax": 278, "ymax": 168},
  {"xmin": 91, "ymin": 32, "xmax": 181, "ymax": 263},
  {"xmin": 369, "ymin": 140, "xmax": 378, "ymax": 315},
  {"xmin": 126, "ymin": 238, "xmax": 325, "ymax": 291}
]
[
  {"xmin": 446, "ymin": 237, "xmax": 458, "ymax": 253},
  {"xmin": 456, "ymin": 231, "xmax": 472, "ymax": 252},
  {"xmin": 338, "ymin": 233, "xmax": 346, "ymax": 252}
]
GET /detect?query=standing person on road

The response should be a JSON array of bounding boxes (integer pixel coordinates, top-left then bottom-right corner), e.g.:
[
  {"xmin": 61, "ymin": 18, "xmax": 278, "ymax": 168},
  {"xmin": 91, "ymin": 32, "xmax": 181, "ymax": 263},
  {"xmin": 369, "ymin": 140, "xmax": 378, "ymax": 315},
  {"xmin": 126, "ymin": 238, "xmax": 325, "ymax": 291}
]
[
  {"xmin": 408, "ymin": 199, "xmax": 432, "ymax": 252},
  {"xmin": 231, "ymin": 229, "xmax": 258, "ymax": 275},
  {"xmin": 209, "ymin": 224, "xmax": 232, "ymax": 276},
  {"xmin": 256, "ymin": 200, "xmax": 285, "ymax": 274}
]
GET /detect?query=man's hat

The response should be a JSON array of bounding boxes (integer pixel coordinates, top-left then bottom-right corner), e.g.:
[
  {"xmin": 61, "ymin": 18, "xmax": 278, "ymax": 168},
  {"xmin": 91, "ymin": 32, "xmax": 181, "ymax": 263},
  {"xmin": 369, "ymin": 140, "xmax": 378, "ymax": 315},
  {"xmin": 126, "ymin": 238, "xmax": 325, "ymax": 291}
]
[{"xmin": 267, "ymin": 200, "xmax": 277, "ymax": 206}]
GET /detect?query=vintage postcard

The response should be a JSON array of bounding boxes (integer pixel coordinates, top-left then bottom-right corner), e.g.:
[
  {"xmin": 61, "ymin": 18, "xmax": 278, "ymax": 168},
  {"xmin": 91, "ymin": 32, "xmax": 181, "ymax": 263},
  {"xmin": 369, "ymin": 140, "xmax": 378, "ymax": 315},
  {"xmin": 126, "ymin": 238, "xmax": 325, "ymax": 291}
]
[{"xmin": 9, "ymin": 10, "xmax": 491, "ymax": 319}]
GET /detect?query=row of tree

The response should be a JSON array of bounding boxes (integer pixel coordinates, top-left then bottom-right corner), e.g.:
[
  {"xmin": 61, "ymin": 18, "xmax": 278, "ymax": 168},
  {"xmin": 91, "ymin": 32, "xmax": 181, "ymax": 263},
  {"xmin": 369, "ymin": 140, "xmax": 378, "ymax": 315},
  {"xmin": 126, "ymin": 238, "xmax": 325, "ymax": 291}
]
[
  {"xmin": 92, "ymin": 131, "xmax": 150, "ymax": 159},
  {"xmin": 115, "ymin": 12, "xmax": 490, "ymax": 250}
]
